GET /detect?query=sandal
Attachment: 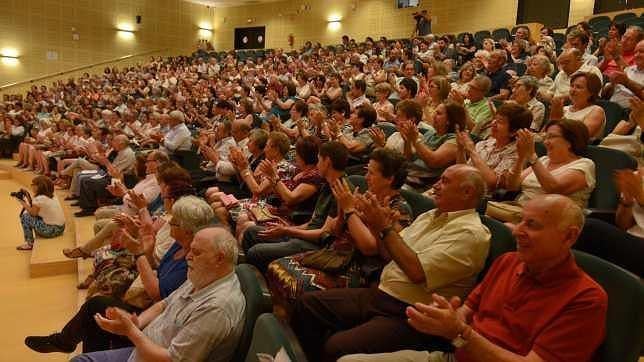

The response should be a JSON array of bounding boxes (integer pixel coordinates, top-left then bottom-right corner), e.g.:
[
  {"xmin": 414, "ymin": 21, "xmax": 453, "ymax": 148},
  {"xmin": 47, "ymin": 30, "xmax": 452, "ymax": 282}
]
[
  {"xmin": 62, "ymin": 247, "xmax": 91, "ymax": 259},
  {"xmin": 16, "ymin": 243, "xmax": 33, "ymax": 251}
]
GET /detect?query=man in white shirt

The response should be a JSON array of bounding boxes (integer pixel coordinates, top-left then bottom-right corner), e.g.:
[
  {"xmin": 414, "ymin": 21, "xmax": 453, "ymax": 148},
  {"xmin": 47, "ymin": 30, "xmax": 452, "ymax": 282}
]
[
  {"xmin": 567, "ymin": 29, "xmax": 598, "ymax": 67},
  {"xmin": 547, "ymin": 48, "xmax": 603, "ymax": 102},
  {"xmin": 292, "ymin": 165, "xmax": 491, "ymax": 362},
  {"xmin": 68, "ymin": 227, "xmax": 246, "ymax": 362},
  {"xmin": 199, "ymin": 119, "xmax": 238, "ymax": 182},
  {"xmin": 160, "ymin": 110, "xmax": 192, "ymax": 154},
  {"xmin": 347, "ymin": 79, "xmax": 371, "ymax": 112},
  {"xmin": 609, "ymin": 39, "xmax": 644, "ymax": 109}
]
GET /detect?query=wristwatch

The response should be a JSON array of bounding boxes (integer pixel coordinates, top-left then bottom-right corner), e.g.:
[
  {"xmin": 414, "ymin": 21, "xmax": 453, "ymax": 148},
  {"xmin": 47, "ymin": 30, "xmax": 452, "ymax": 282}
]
[
  {"xmin": 378, "ymin": 226, "xmax": 395, "ymax": 240},
  {"xmin": 451, "ymin": 325, "xmax": 471, "ymax": 348},
  {"xmin": 343, "ymin": 209, "xmax": 356, "ymax": 223},
  {"xmin": 526, "ymin": 155, "xmax": 538, "ymax": 167}
]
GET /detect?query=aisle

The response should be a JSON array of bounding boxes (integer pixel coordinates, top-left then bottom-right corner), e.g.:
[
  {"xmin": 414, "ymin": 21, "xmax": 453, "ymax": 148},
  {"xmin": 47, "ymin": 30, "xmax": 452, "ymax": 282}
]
[{"xmin": 0, "ymin": 179, "xmax": 76, "ymax": 362}]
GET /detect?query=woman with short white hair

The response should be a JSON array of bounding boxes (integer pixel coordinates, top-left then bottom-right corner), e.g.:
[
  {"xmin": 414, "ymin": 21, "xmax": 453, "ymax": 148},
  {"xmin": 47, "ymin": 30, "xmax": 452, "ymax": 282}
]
[{"xmin": 526, "ymin": 55, "xmax": 554, "ymax": 99}]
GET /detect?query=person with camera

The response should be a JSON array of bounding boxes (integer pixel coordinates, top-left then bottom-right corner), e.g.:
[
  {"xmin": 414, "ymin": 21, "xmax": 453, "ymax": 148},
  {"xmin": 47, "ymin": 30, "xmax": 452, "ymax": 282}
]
[
  {"xmin": 412, "ymin": 10, "xmax": 432, "ymax": 38},
  {"xmin": 15, "ymin": 175, "xmax": 65, "ymax": 250}
]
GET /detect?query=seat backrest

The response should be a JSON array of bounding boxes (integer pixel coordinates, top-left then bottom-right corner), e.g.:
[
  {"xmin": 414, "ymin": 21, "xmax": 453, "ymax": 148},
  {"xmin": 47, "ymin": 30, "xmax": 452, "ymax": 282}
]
[
  {"xmin": 586, "ymin": 145, "xmax": 638, "ymax": 209},
  {"xmin": 589, "ymin": 15, "xmax": 611, "ymax": 28},
  {"xmin": 624, "ymin": 16, "xmax": 644, "ymax": 27},
  {"xmin": 596, "ymin": 100, "xmax": 625, "ymax": 138},
  {"xmin": 231, "ymin": 264, "xmax": 273, "ymax": 362},
  {"xmin": 572, "ymin": 250, "xmax": 644, "ymax": 362},
  {"xmin": 614, "ymin": 12, "xmax": 636, "ymax": 23},
  {"xmin": 474, "ymin": 30, "xmax": 491, "ymax": 43},
  {"xmin": 375, "ymin": 122, "xmax": 398, "ymax": 139},
  {"xmin": 347, "ymin": 174, "xmax": 367, "ymax": 193},
  {"xmin": 478, "ymin": 216, "xmax": 516, "ymax": 282},
  {"xmin": 171, "ymin": 149, "xmax": 202, "ymax": 173},
  {"xmin": 400, "ymin": 188, "xmax": 435, "ymax": 218},
  {"xmin": 491, "ymin": 28, "xmax": 511, "ymax": 41},
  {"xmin": 244, "ymin": 313, "xmax": 309, "ymax": 362}
]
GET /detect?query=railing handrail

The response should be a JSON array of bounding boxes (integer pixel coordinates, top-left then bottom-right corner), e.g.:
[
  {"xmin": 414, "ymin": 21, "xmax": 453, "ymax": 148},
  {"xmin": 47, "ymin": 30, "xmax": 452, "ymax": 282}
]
[{"xmin": 0, "ymin": 48, "xmax": 172, "ymax": 91}]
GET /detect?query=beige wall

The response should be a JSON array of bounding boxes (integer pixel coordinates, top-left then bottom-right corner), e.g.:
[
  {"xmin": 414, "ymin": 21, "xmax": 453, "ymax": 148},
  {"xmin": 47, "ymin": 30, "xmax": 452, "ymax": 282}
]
[
  {"xmin": 212, "ymin": 0, "xmax": 519, "ymax": 51},
  {"xmin": 0, "ymin": 0, "xmax": 215, "ymax": 87}
]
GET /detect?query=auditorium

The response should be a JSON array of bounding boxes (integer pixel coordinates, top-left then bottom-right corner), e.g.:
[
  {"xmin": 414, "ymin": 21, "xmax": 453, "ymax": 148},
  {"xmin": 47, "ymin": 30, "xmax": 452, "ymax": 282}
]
[{"xmin": 0, "ymin": 0, "xmax": 642, "ymax": 361}]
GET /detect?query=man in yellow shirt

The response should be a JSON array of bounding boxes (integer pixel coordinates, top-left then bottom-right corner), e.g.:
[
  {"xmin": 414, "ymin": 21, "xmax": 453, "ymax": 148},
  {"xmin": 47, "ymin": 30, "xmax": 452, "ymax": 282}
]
[{"xmin": 291, "ymin": 164, "xmax": 491, "ymax": 362}]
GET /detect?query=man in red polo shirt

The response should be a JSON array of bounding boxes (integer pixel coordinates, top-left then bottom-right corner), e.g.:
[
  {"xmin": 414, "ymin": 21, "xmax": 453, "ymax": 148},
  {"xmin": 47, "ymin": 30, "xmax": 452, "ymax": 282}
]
[
  {"xmin": 599, "ymin": 26, "xmax": 643, "ymax": 78},
  {"xmin": 339, "ymin": 194, "xmax": 608, "ymax": 362}
]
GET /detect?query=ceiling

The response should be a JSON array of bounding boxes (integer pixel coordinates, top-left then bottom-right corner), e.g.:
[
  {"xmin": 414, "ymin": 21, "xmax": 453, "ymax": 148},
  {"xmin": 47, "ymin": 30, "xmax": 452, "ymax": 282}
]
[{"xmin": 185, "ymin": 0, "xmax": 283, "ymax": 8}]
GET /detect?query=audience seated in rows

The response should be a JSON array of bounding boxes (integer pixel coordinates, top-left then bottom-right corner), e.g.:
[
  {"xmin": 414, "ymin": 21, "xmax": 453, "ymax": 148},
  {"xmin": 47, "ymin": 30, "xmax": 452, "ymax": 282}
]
[{"xmin": 0, "ymin": 23, "xmax": 640, "ymax": 361}]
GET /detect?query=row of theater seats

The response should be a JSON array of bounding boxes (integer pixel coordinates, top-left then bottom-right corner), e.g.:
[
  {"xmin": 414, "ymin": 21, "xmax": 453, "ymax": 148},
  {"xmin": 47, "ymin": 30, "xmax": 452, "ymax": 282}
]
[
  {"xmin": 234, "ymin": 184, "xmax": 644, "ymax": 362},
  {"xmin": 203, "ymin": 10, "xmax": 643, "ymax": 64},
  {"xmin": 585, "ymin": 11, "xmax": 644, "ymax": 37}
]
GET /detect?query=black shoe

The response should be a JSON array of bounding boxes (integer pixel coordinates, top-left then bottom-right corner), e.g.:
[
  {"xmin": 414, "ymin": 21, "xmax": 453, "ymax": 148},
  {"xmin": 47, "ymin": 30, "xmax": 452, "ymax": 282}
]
[
  {"xmin": 74, "ymin": 209, "xmax": 95, "ymax": 217},
  {"xmin": 64, "ymin": 196, "xmax": 78, "ymax": 201},
  {"xmin": 70, "ymin": 201, "xmax": 80, "ymax": 207},
  {"xmin": 24, "ymin": 334, "xmax": 75, "ymax": 353}
]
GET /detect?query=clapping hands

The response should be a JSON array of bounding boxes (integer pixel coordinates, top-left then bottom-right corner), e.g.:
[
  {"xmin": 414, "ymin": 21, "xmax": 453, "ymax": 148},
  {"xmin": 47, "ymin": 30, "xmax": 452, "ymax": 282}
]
[
  {"xmin": 368, "ymin": 127, "xmax": 386, "ymax": 147},
  {"xmin": 516, "ymin": 129, "xmax": 536, "ymax": 161},
  {"xmin": 355, "ymin": 191, "xmax": 399, "ymax": 234}
]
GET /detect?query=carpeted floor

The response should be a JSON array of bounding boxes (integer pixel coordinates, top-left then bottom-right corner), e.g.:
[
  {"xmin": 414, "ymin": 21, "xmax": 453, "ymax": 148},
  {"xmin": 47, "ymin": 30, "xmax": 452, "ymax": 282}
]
[{"xmin": 0, "ymin": 178, "xmax": 76, "ymax": 362}]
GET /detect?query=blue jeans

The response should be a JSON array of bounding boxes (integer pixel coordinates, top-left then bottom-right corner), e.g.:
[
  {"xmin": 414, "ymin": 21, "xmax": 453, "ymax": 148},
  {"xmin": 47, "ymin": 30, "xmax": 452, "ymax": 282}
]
[
  {"xmin": 20, "ymin": 212, "xmax": 64, "ymax": 244},
  {"xmin": 70, "ymin": 347, "xmax": 134, "ymax": 362},
  {"xmin": 241, "ymin": 225, "xmax": 320, "ymax": 271}
]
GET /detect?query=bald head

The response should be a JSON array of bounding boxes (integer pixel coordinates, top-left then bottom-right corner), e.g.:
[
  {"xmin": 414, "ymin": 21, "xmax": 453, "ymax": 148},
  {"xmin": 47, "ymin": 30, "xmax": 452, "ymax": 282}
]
[
  {"xmin": 113, "ymin": 134, "xmax": 129, "ymax": 150},
  {"xmin": 434, "ymin": 164, "xmax": 486, "ymax": 212},
  {"xmin": 557, "ymin": 48, "xmax": 583, "ymax": 75},
  {"xmin": 530, "ymin": 194, "xmax": 584, "ymax": 230}
]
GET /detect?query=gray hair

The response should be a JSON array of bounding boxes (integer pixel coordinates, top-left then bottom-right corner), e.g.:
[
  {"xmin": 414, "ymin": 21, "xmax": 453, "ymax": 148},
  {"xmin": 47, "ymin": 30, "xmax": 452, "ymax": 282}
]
[
  {"xmin": 169, "ymin": 110, "xmax": 185, "ymax": 123},
  {"xmin": 543, "ymin": 194, "xmax": 585, "ymax": 230},
  {"xmin": 475, "ymin": 49, "xmax": 490, "ymax": 60},
  {"xmin": 249, "ymin": 128, "xmax": 269, "ymax": 148},
  {"xmin": 530, "ymin": 55, "xmax": 554, "ymax": 74},
  {"xmin": 626, "ymin": 26, "xmax": 644, "ymax": 42},
  {"xmin": 472, "ymin": 74, "xmax": 492, "ymax": 94},
  {"xmin": 204, "ymin": 227, "xmax": 239, "ymax": 265},
  {"xmin": 113, "ymin": 134, "xmax": 129, "ymax": 147},
  {"xmin": 172, "ymin": 196, "xmax": 215, "ymax": 234},
  {"xmin": 148, "ymin": 149, "xmax": 169, "ymax": 163}
]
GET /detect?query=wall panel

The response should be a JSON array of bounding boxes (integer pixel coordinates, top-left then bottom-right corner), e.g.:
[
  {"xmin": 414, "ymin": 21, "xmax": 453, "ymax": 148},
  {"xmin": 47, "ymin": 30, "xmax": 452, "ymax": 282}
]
[{"xmin": 0, "ymin": 0, "xmax": 209, "ymax": 86}]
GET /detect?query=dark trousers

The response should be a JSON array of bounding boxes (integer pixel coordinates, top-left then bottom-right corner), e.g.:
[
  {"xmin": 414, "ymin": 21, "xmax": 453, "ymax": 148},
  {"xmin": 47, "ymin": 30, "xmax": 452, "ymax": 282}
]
[
  {"xmin": 291, "ymin": 287, "xmax": 451, "ymax": 362},
  {"xmin": 56, "ymin": 295, "xmax": 140, "ymax": 353},
  {"xmin": 241, "ymin": 225, "xmax": 319, "ymax": 271},
  {"xmin": 79, "ymin": 175, "xmax": 110, "ymax": 211},
  {"xmin": 576, "ymin": 218, "xmax": 644, "ymax": 277}
]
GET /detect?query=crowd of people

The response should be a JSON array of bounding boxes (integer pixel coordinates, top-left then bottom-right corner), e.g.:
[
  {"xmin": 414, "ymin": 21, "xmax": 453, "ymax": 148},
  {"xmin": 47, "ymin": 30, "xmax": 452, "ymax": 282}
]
[{"xmin": 0, "ymin": 19, "xmax": 642, "ymax": 362}]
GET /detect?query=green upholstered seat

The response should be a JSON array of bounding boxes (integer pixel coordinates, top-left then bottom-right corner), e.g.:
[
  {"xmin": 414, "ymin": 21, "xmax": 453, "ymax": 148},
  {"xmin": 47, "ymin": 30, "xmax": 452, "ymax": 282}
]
[
  {"xmin": 244, "ymin": 313, "xmax": 308, "ymax": 362},
  {"xmin": 231, "ymin": 264, "xmax": 273, "ymax": 362},
  {"xmin": 572, "ymin": 250, "xmax": 644, "ymax": 362}
]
